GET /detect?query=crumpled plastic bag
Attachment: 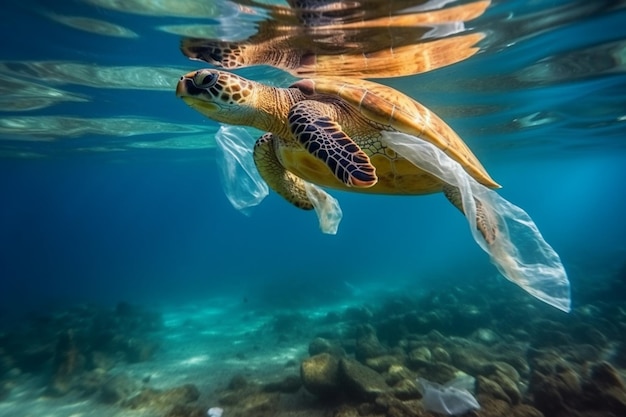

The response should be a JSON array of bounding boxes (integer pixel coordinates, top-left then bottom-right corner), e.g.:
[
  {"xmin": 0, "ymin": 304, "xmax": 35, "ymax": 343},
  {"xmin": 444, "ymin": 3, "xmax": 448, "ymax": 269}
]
[
  {"xmin": 215, "ymin": 125, "xmax": 269, "ymax": 215},
  {"xmin": 382, "ymin": 131, "xmax": 571, "ymax": 313},
  {"xmin": 304, "ymin": 182, "xmax": 343, "ymax": 235},
  {"xmin": 207, "ymin": 407, "xmax": 223, "ymax": 417},
  {"xmin": 215, "ymin": 125, "xmax": 342, "ymax": 234},
  {"xmin": 417, "ymin": 375, "xmax": 480, "ymax": 415}
]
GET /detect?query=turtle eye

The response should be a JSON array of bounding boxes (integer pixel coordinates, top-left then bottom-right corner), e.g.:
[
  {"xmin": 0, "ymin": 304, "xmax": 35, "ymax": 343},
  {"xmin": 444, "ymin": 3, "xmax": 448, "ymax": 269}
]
[{"xmin": 194, "ymin": 71, "xmax": 217, "ymax": 87}]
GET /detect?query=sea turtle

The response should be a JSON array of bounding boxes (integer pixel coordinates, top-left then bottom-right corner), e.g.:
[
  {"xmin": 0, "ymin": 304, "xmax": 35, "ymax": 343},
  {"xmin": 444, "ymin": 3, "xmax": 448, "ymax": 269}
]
[{"xmin": 176, "ymin": 69, "xmax": 500, "ymax": 242}]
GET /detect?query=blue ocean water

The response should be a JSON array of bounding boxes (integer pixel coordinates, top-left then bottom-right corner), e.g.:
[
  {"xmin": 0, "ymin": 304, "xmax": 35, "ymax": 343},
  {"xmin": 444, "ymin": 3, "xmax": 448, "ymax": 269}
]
[
  {"xmin": 0, "ymin": 1, "xmax": 626, "ymax": 416},
  {"xmin": 0, "ymin": 0, "xmax": 623, "ymax": 309}
]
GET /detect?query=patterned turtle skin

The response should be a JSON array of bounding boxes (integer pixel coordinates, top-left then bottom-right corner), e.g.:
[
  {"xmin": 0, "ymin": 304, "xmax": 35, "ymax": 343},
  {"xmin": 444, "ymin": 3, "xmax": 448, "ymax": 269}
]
[{"xmin": 176, "ymin": 69, "xmax": 499, "ymax": 242}]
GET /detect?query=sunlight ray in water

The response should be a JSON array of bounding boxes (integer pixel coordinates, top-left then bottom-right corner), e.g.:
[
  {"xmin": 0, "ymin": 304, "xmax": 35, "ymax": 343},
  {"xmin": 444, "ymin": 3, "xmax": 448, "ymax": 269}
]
[
  {"xmin": 0, "ymin": 74, "xmax": 89, "ymax": 112},
  {"xmin": 0, "ymin": 116, "xmax": 210, "ymax": 141},
  {"xmin": 179, "ymin": 355, "xmax": 210, "ymax": 366},
  {"xmin": 158, "ymin": 23, "xmax": 258, "ymax": 40},
  {"xmin": 81, "ymin": 0, "xmax": 243, "ymax": 18},
  {"xmin": 515, "ymin": 39, "xmax": 626, "ymax": 85},
  {"xmin": 126, "ymin": 134, "xmax": 217, "ymax": 150},
  {"xmin": 44, "ymin": 13, "xmax": 139, "ymax": 38},
  {"xmin": 0, "ymin": 61, "xmax": 187, "ymax": 91}
]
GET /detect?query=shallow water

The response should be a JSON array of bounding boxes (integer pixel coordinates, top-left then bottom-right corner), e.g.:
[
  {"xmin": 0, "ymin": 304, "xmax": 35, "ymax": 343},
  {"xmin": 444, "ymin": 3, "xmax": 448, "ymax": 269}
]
[{"xmin": 0, "ymin": 1, "xmax": 625, "ymax": 417}]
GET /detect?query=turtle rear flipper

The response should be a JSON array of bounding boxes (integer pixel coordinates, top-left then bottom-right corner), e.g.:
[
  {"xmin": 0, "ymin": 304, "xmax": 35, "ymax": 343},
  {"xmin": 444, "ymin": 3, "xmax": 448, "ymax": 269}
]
[
  {"xmin": 443, "ymin": 184, "xmax": 497, "ymax": 245},
  {"xmin": 288, "ymin": 100, "xmax": 377, "ymax": 188},
  {"xmin": 253, "ymin": 133, "xmax": 313, "ymax": 210}
]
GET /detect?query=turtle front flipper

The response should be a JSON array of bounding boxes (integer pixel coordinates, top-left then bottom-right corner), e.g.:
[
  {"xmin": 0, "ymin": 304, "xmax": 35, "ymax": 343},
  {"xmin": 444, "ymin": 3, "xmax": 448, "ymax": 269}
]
[
  {"xmin": 253, "ymin": 133, "xmax": 314, "ymax": 210},
  {"xmin": 288, "ymin": 101, "xmax": 377, "ymax": 188},
  {"xmin": 443, "ymin": 184, "xmax": 497, "ymax": 245}
]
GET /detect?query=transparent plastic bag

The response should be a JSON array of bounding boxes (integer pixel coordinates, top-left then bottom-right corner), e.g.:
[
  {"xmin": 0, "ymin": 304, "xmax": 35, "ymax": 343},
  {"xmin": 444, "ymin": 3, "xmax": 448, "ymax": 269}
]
[
  {"xmin": 382, "ymin": 131, "xmax": 571, "ymax": 312},
  {"xmin": 417, "ymin": 376, "xmax": 480, "ymax": 416},
  {"xmin": 207, "ymin": 407, "xmax": 223, "ymax": 417},
  {"xmin": 214, "ymin": 126, "xmax": 342, "ymax": 233},
  {"xmin": 304, "ymin": 181, "xmax": 343, "ymax": 235},
  {"xmin": 215, "ymin": 125, "xmax": 268, "ymax": 215}
]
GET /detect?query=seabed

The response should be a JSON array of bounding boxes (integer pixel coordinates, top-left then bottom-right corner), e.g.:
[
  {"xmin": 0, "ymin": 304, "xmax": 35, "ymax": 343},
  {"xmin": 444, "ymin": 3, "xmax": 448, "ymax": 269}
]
[{"xmin": 1, "ymin": 269, "xmax": 626, "ymax": 417}]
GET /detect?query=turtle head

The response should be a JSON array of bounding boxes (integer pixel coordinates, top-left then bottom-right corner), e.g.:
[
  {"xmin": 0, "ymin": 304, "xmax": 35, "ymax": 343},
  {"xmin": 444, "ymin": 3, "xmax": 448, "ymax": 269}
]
[{"xmin": 176, "ymin": 69, "xmax": 258, "ymax": 125}]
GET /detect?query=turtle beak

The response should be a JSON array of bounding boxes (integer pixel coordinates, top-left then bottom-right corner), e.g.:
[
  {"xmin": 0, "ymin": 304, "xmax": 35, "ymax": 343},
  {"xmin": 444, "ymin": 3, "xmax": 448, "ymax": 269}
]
[
  {"xmin": 176, "ymin": 72, "xmax": 197, "ymax": 98},
  {"xmin": 175, "ymin": 78, "xmax": 186, "ymax": 97}
]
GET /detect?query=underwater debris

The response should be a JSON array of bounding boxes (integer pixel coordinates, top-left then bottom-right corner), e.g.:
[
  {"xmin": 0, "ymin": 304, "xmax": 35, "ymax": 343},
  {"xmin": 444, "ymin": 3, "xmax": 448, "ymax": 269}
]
[
  {"xmin": 215, "ymin": 125, "xmax": 268, "ymax": 215},
  {"xmin": 417, "ymin": 375, "xmax": 480, "ymax": 415},
  {"xmin": 383, "ymin": 131, "xmax": 571, "ymax": 313},
  {"xmin": 215, "ymin": 125, "xmax": 342, "ymax": 233},
  {"xmin": 207, "ymin": 407, "xmax": 223, "ymax": 417}
]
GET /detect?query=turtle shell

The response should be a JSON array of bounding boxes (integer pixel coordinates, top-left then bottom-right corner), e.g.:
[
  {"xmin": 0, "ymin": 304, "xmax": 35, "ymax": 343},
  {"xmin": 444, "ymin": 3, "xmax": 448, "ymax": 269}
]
[{"xmin": 291, "ymin": 77, "xmax": 499, "ymax": 189}]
